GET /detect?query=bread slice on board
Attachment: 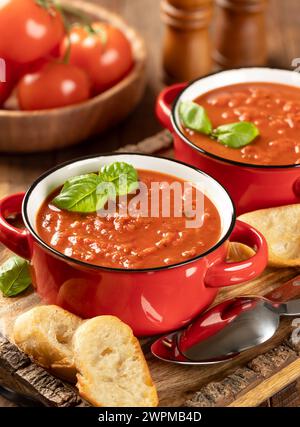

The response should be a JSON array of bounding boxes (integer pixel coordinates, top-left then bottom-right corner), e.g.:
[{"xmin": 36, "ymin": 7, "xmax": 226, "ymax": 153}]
[
  {"xmin": 73, "ymin": 315, "xmax": 158, "ymax": 407},
  {"xmin": 239, "ymin": 204, "xmax": 300, "ymax": 267},
  {"xmin": 13, "ymin": 305, "xmax": 82, "ymax": 382}
]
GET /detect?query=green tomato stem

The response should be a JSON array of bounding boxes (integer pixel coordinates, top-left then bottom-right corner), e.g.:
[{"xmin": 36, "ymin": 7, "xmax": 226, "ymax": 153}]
[
  {"xmin": 62, "ymin": 35, "xmax": 71, "ymax": 64},
  {"xmin": 57, "ymin": 2, "xmax": 92, "ymax": 25},
  {"xmin": 56, "ymin": 2, "xmax": 107, "ymax": 45}
]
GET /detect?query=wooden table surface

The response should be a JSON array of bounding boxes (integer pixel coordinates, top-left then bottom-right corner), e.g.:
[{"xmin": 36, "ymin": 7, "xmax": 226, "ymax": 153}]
[{"xmin": 0, "ymin": 0, "xmax": 299, "ymax": 407}]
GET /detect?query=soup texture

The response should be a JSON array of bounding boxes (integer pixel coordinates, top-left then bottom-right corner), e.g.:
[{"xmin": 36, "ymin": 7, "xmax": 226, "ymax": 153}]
[
  {"xmin": 36, "ymin": 170, "xmax": 221, "ymax": 269},
  {"xmin": 181, "ymin": 82, "xmax": 300, "ymax": 166}
]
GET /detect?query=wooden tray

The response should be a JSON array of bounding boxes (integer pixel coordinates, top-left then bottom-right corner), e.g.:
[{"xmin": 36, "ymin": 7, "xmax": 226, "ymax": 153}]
[{"xmin": 0, "ymin": 131, "xmax": 300, "ymax": 407}]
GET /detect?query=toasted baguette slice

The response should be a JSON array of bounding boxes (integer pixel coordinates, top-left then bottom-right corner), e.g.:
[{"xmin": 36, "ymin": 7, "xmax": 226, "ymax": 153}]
[
  {"xmin": 73, "ymin": 316, "xmax": 158, "ymax": 407},
  {"xmin": 13, "ymin": 305, "xmax": 81, "ymax": 382}
]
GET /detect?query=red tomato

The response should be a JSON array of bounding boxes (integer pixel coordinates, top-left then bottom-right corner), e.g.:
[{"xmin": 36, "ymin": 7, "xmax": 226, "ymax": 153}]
[
  {"xmin": 14, "ymin": 44, "xmax": 61, "ymax": 81},
  {"xmin": 0, "ymin": 58, "xmax": 16, "ymax": 106},
  {"xmin": 17, "ymin": 62, "xmax": 91, "ymax": 110},
  {"xmin": 60, "ymin": 23, "xmax": 134, "ymax": 94},
  {"xmin": 0, "ymin": 0, "xmax": 65, "ymax": 63},
  {"xmin": 14, "ymin": 57, "xmax": 50, "ymax": 81}
]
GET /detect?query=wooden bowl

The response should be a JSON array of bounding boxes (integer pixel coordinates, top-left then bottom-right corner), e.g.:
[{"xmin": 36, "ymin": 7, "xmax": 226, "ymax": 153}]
[{"xmin": 0, "ymin": 0, "xmax": 147, "ymax": 152}]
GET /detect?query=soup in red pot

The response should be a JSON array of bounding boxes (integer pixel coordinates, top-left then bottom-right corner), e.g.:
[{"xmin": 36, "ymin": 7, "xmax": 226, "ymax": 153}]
[
  {"xmin": 37, "ymin": 169, "xmax": 221, "ymax": 269},
  {"xmin": 181, "ymin": 82, "xmax": 300, "ymax": 166}
]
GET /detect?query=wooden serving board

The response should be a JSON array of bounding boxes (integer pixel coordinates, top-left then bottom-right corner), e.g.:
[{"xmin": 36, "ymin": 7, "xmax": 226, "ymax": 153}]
[{"xmin": 0, "ymin": 131, "xmax": 300, "ymax": 407}]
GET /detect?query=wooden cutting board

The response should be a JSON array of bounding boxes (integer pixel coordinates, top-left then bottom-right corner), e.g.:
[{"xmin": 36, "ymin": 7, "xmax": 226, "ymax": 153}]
[{"xmin": 0, "ymin": 131, "xmax": 300, "ymax": 407}]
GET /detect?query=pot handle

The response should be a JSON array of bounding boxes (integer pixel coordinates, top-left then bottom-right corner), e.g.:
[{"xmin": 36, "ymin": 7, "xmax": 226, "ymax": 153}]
[
  {"xmin": 205, "ymin": 220, "xmax": 268, "ymax": 288},
  {"xmin": 294, "ymin": 177, "xmax": 300, "ymax": 199},
  {"xmin": 155, "ymin": 82, "xmax": 187, "ymax": 131},
  {"xmin": 0, "ymin": 192, "xmax": 32, "ymax": 260}
]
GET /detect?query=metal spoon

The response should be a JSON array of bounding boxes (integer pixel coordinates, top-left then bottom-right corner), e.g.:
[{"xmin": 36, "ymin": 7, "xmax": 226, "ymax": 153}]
[{"xmin": 151, "ymin": 296, "xmax": 300, "ymax": 365}]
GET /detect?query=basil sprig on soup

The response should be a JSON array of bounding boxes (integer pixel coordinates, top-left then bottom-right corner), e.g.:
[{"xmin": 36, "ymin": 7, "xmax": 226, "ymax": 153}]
[
  {"xmin": 179, "ymin": 101, "xmax": 212, "ymax": 135},
  {"xmin": 37, "ymin": 164, "xmax": 221, "ymax": 269},
  {"xmin": 212, "ymin": 122, "xmax": 259, "ymax": 149},
  {"xmin": 53, "ymin": 162, "xmax": 139, "ymax": 213},
  {"xmin": 178, "ymin": 82, "xmax": 300, "ymax": 166},
  {"xmin": 179, "ymin": 100, "xmax": 259, "ymax": 148}
]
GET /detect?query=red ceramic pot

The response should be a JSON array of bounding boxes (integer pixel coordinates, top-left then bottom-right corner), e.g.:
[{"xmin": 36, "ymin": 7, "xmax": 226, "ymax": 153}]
[
  {"xmin": 0, "ymin": 154, "xmax": 268, "ymax": 336},
  {"xmin": 156, "ymin": 68, "xmax": 300, "ymax": 214}
]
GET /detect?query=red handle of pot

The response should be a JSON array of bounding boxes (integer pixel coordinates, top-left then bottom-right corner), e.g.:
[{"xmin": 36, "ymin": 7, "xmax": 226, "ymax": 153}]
[
  {"xmin": 179, "ymin": 297, "xmax": 258, "ymax": 354},
  {"xmin": 294, "ymin": 177, "xmax": 300, "ymax": 199},
  {"xmin": 0, "ymin": 192, "xmax": 32, "ymax": 260},
  {"xmin": 155, "ymin": 82, "xmax": 187, "ymax": 131},
  {"xmin": 205, "ymin": 220, "xmax": 268, "ymax": 288}
]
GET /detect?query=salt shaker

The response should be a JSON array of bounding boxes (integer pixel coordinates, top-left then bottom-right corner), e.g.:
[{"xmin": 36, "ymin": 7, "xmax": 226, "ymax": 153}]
[
  {"xmin": 161, "ymin": 0, "xmax": 213, "ymax": 82},
  {"xmin": 214, "ymin": 0, "xmax": 268, "ymax": 69}
]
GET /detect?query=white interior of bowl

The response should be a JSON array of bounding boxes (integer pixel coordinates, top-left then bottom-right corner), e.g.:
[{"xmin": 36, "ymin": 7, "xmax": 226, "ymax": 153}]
[
  {"xmin": 174, "ymin": 68, "xmax": 300, "ymax": 129},
  {"xmin": 24, "ymin": 154, "xmax": 234, "ymax": 244}
]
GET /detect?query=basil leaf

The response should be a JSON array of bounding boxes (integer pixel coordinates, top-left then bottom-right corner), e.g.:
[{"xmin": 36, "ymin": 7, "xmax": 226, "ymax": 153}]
[
  {"xmin": 99, "ymin": 162, "xmax": 139, "ymax": 196},
  {"xmin": 179, "ymin": 101, "xmax": 212, "ymax": 135},
  {"xmin": 0, "ymin": 256, "xmax": 31, "ymax": 297},
  {"xmin": 52, "ymin": 163, "xmax": 139, "ymax": 213},
  {"xmin": 213, "ymin": 121, "xmax": 259, "ymax": 148},
  {"xmin": 95, "ymin": 191, "xmax": 110, "ymax": 210},
  {"xmin": 53, "ymin": 173, "xmax": 100, "ymax": 212},
  {"xmin": 60, "ymin": 174, "xmax": 97, "ymax": 191}
]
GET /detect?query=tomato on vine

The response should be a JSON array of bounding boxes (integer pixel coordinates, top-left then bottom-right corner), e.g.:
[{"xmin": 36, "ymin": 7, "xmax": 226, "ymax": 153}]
[
  {"xmin": 0, "ymin": 0, "xmax": 65, "ymax": 63},
  {"xmin": 14, "ymin": 44, "xmax": 61, "ymax": 81},
  {"xmin": 17, "ymin": 62, "xmax": 91, "ymax": 110},
  {"xmin": 60, "ymin": 22, "xmax": 134, "ymax": 94}
]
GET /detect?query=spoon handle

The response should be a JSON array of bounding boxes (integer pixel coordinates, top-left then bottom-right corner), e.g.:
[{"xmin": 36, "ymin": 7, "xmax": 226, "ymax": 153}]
[
  {"xmin": 266, "ymin": 275, "xmax": 300, "ymax": 302},
  {"xmin": 280, "ymin": 299, "xmax": 300, "ymax": 316}
]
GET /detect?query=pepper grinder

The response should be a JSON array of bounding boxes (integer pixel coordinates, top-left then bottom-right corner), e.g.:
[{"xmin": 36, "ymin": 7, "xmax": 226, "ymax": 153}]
[
  {"xmin": 214, "ymin": 0, "xmax": 268, "ymax": 69},
  {"xmin": 161, "ymin": 0, "xmax": 213, "ymax": 82}
]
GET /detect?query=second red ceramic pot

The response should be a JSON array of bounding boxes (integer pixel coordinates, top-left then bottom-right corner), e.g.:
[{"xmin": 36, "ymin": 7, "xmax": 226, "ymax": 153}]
[
  {"xmin": 0, "ymin": 154, "xmax": 268, "ymax": 336},
  {"xmin": 156, "ymin": 68, "xmax": 300, "ymax": 214}
]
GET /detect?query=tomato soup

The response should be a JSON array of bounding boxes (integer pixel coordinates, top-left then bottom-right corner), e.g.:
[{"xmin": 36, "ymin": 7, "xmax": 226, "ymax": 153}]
[
  {"xmin": 36, "ymin": 170, "xmax": 221, "ymax": 269},
  {"xmin": 181, "ymin": 82, "xmax": 300, "ymax": 166}
]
